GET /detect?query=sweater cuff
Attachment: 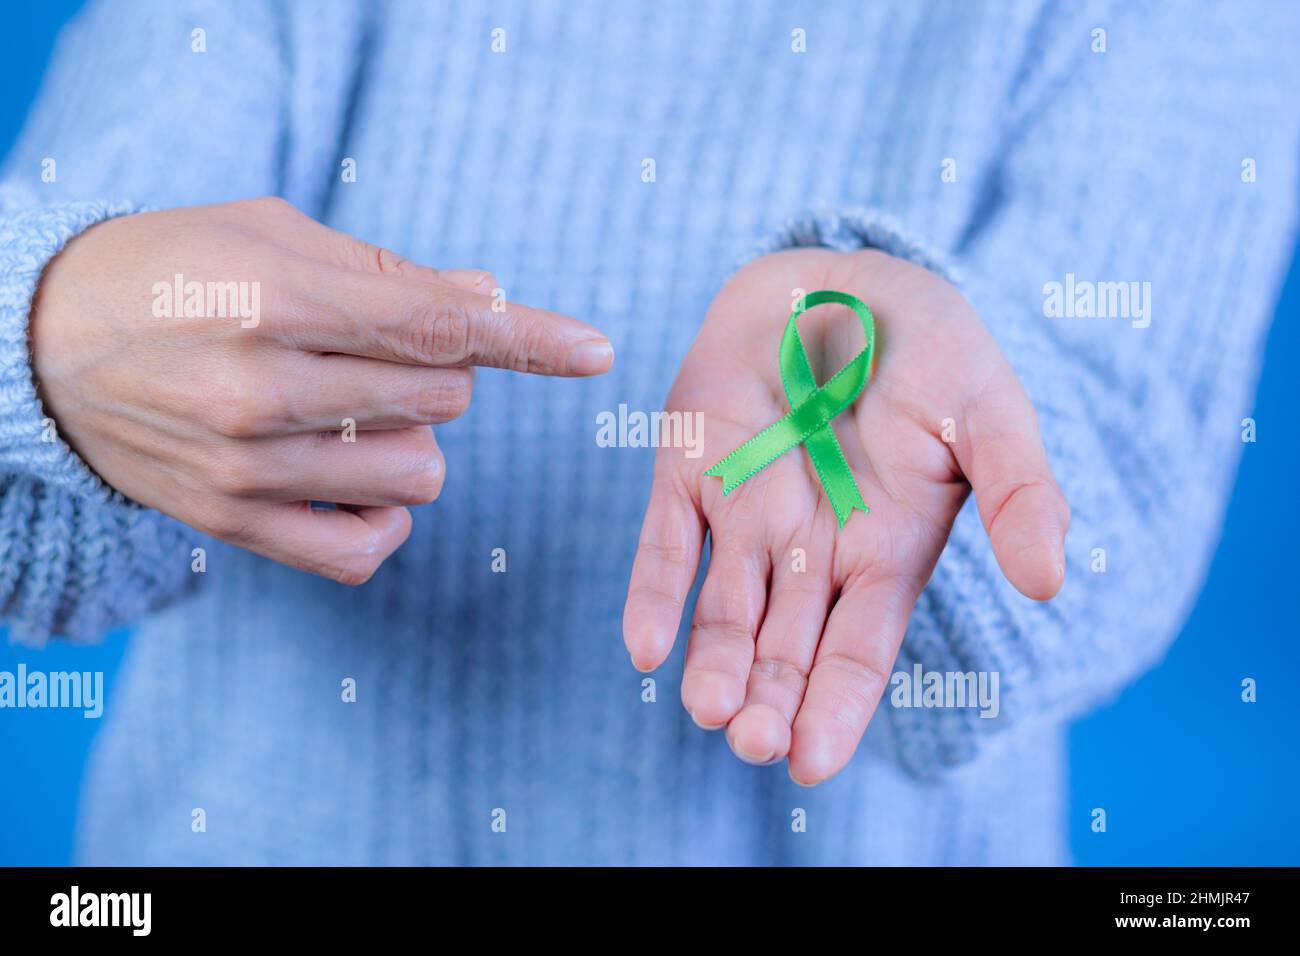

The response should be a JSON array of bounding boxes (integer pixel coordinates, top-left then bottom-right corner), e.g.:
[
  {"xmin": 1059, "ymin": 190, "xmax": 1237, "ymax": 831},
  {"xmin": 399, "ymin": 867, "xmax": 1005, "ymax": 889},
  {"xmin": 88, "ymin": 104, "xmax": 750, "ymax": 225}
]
[
  {"xmin": 0, "ymin": 199, "xmax": 140, "ymax": 500},
  {"xmin": 750, "ymin": 207, "xmax": 960, "ymax": 283}
]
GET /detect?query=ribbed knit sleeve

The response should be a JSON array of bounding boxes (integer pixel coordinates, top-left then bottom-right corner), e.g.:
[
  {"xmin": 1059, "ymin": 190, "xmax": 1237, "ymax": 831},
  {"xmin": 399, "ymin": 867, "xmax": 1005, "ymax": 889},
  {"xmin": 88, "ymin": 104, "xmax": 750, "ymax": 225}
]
[
  {"xmin": 0, "ymin": 0, "xmax": 329, "ymax": 643},
  {"xmin": 759, "ymin": 2, "xmax": 1300, "ymax": 777},
  {"xmin": 0, "ymin": 195, "xmax": 202, "ymax": 643}
]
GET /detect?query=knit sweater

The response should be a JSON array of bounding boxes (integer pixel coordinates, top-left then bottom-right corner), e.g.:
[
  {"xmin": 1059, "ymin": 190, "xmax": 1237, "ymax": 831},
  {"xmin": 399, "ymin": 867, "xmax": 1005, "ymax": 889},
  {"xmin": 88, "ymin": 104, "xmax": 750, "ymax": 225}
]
[{"xmin": 1, "ymin": 0, "xmax": 1297, "ymax": 865}]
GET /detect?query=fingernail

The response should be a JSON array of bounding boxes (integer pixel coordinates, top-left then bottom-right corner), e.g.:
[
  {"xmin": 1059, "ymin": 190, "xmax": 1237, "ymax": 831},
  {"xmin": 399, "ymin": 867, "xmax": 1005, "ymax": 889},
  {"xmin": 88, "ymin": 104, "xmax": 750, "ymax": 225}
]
[
  {"xmin": 735, "ymin": 747, "xmax": 777, "ymax": 766},
  {"xmin": 687, "ymin": 707, "xmax": 725, "ymax": 731},
  {"xmin": 728, "ymin": 730, "xmax": 775, "ymax": 766},
  {"xmin": 567, "ymin": 340, "xmax": 614, "ymax": 375},
  {"xmin": 788, "ymin": 765, "xmax": 817, "ymax": 788}
]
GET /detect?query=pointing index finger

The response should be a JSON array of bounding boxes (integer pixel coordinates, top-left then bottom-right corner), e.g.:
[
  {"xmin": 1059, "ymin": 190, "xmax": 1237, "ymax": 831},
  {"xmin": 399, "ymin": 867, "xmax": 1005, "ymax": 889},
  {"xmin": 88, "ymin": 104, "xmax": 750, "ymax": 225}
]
[{"xmin": 296, "ymin": 268, "xmax": 615, "ymax": 376}]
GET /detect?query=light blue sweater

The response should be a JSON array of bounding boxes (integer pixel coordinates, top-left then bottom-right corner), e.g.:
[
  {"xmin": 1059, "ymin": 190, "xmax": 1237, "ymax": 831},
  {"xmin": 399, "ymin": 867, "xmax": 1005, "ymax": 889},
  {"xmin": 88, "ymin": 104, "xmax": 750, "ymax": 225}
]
[{"xmin": 2, "ymin": 0, "xmax": 1297, "ymax": 864}]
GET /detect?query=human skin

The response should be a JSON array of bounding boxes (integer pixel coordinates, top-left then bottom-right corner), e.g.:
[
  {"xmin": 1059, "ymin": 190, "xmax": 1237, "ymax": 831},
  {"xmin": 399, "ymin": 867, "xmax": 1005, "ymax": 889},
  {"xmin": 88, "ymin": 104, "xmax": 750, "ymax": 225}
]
[
  {"xmin": 29, "ymin": 197, "xmax": 614, "ymax": 583},
  {"xmin": 623, "ymin": 248, "xmax": 1070, "ymax": 785}
]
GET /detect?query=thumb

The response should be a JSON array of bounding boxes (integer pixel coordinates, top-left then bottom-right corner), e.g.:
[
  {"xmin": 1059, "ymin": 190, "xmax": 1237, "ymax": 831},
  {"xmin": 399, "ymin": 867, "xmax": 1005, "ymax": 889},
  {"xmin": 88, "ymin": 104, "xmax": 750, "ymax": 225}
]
[{"xmin": 950, "ymin": 364, "xmax": 1070, "ymax": 601}]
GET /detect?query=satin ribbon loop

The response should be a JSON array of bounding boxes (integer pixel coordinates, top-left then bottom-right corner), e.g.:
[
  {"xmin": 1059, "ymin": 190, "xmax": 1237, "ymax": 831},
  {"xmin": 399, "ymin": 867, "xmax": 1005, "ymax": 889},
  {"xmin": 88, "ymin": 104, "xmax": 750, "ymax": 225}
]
[{"xmin": 703, "ymin": 289, "xmax": 874, "ymax": 528}]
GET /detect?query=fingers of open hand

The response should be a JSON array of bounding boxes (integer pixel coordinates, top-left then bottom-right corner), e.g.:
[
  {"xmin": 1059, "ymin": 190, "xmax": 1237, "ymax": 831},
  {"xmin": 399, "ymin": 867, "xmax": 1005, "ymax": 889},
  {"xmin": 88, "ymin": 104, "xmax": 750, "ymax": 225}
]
[
  {"xmin": 675, "ymin": 510, "xmax": 915, "ymax": 785},
  {"xmin": 624, "ymin": 469, "xmax": 705, "ymax": 671},
  {"xmin": 725, "ymin": 547, "xmax": 833, "ymax": 765},
  {"xmin": 787, "ymin": 574, "xmax": 917, "ymax": 785},
  {"xmin": 680, "ymin": 522, "xmax": 770, "ymax": 730},
  {"xmin": 654, "ymin": 440, "xmax": 927, "ymax": 783}
]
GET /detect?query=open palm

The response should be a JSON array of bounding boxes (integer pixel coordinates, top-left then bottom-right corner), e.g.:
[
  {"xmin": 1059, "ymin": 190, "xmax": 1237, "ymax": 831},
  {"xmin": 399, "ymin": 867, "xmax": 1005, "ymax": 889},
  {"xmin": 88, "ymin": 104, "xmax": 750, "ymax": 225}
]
[{"xmin": 623, "ymin": 248, "xmax": 1069, "ymax": 785}]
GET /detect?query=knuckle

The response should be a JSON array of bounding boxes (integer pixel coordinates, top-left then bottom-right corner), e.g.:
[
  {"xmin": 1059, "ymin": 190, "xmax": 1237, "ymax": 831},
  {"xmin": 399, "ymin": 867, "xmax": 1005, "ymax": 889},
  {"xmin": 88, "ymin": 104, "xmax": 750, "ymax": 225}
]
[
  {"xmin": 507, "ymin": 315, "xmax": 565, "ymax": 375},
  {"xmin": 205, "ymin": 369, "xmax": 276, "ymax": 438},
  {"xmin": 374, "ymin": 247, "xmax": 408, "ymax": 277},
  {"xmin": 410, "ymin": 295, "xmax": 473, "ymax": 362},
  {"xmin": 417, "ymin": 371, "xmax": 473, "ymax": 421},
  {"xmin": 327, "ymin": 547, "xmax": 383, "ymax": 586},
  {"xmin": 372, "ymin": 245, "xmax": 409, "ymax": 276},
  {"xmin": 352, "ymin": 241, "xmax": 421, "ymax": 279},
  {"xmin": 639, "ymin": 532, "xmax": 691, "ymax": 569},
  {"xmin": 626, "ymin": 578, "xmax": 681, "ymax": 611},
  {"xmin": 817, "ymin": 651, "xmax": 891, "ymax": 707},
  {"xmin": 264, "ymin": 280, "xmax": 326, "ymax": 342},
  {"xmin": 247, "ymin": 195, "xmax": 299, "ymax": 218},
  {"xmin": 210, "ymin": 393, "xmax": 272, "ymax": 439},
  {"xmin": 692, "ymin": 617, "xmax": 754, "ymax": 648},
  {"xmin": 699, "ymin": 578, "xmax": 760, "ymax": 634},
  {"xmin": 206, "ymin": 446, "xmax": 263, "ymax": 498},
  {"xmin": 396, "ymin": 454, "xmax": 445, "ymax": 505},
  {"xmin": 192, "ymin": 499, "xmax": 254, "ymax": 541},
  {"xmin": 751, "ymin": 656, "xmax": 810, "ymax": 691}
]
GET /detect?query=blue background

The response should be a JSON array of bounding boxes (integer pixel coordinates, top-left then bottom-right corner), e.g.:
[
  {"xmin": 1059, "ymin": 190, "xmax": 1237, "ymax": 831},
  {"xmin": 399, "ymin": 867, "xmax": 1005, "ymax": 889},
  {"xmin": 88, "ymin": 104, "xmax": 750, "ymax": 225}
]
[{"xmin": 2, "ymin": 2, "xmax": 1296, "ymax": 866}]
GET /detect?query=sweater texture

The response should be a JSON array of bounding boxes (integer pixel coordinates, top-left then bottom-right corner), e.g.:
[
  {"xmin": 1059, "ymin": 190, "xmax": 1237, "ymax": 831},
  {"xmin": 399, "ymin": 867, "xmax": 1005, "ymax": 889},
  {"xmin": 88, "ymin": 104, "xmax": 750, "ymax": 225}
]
[{"xmin": 1, "ymin": 0, "xmax": 1297, "ymax": 864}]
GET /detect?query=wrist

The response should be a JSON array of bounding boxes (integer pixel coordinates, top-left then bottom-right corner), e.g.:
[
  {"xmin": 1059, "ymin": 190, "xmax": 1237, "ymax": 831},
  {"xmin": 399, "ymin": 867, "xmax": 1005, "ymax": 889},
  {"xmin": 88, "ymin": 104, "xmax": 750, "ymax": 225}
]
[{"xmin": 0, "ymin": 200, "xmax": 136, "ymax": 493}]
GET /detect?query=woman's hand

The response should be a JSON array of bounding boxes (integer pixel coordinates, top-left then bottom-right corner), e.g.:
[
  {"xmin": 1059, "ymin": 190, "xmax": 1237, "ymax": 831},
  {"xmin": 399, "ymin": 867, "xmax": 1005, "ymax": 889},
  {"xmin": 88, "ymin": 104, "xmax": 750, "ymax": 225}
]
[
  {"xmin": 623, "ymin": 248, "xmax": 1068, "ymax": 784},
  {"xmin": 30, "ymin": 197, "xmax": 613, "ymax": 583}
]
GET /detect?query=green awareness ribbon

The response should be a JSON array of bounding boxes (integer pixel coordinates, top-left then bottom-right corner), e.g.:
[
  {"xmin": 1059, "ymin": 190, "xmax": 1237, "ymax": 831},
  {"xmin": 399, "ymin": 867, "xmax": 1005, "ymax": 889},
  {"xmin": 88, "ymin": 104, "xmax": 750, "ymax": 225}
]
[{"xmin": 704, "ymin": 289, "xmax": 874, "ymax": 529}]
